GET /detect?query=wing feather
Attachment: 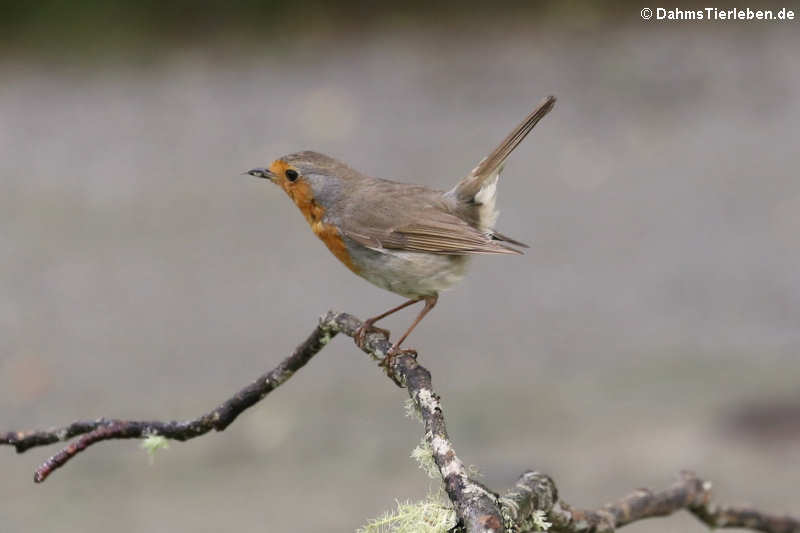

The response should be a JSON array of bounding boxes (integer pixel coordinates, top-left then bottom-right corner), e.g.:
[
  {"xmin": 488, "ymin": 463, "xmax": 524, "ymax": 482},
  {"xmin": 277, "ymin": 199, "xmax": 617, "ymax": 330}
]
[
  {"xmin": 336, "ymin": 176, "xmax": 524, "ymax": 256},
  {"xmin": 342, "ymin": 212, "xmax": 522, "ymax": 256}
]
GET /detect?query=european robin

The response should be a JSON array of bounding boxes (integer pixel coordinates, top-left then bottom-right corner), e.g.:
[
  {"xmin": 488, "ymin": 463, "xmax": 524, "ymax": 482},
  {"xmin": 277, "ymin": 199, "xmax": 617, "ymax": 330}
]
[{"xmin": 247, "ymin": 96, "xmax": 555, "ymax": 373}]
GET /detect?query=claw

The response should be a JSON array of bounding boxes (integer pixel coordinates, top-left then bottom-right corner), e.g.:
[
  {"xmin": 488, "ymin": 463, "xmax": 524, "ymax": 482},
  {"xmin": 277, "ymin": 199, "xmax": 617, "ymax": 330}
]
[
  {"xmin": 354, "ymin": 321, "xmax": 391, "ymax": 349},
  {"xmin": 380, "ymin": 346, "xmax": 417, "ymax": 387}
]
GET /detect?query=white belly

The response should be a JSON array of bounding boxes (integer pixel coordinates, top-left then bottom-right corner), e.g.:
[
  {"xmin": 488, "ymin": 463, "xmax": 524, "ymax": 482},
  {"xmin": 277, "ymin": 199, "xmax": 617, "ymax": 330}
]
[{"xmin": 346, "ymin": 245, "xmax": 471, "ymax": 299}]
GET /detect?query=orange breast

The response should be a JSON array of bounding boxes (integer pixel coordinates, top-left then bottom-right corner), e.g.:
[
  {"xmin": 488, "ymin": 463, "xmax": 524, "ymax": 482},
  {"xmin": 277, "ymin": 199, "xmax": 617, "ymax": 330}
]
[
  {"xmin": 270, "ymin": 160, "xmax": 359, "ymax": 274},
  {"xmin": 310, "ymin": 220, "xmax": 360, "ymax": 274}
]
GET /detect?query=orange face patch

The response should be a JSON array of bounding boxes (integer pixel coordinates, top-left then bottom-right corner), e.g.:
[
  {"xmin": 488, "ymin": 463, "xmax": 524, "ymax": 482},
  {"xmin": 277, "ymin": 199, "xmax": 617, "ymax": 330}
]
[
  {"xmin": 267, "ymin": 159, "xmax": 293, "ymax": 187},
  {"xmin": 269, "ymin": 159, "xmax": 359, "ymax": 274}
]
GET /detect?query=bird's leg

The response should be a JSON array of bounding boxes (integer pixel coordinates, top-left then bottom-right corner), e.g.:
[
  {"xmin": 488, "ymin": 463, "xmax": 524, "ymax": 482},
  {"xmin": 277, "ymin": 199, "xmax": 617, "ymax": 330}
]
[
  {"xmin": 354, "ymin": 297, "xmax": 422, "ymax": 349},
  {"xmin": 387, "ymin": 294, "xmax": 437, "ymax": 355},
  {"xmin": 379, "ymin": 294, "xmax": 438, "ymax": 385}
]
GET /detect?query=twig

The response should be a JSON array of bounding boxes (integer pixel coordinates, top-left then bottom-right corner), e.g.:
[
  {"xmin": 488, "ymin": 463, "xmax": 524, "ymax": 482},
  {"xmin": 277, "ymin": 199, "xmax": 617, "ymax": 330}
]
[
  {"xmin": 500, "ymin": 470, "xmax": 799, "ymax": 533},
  {"xmin": 2, "ymin": 310, "xmax": 797, "ymax": 533},
  {"xmin": 1, "ymin": 323, "xmax": 337, "ymax": 482}
]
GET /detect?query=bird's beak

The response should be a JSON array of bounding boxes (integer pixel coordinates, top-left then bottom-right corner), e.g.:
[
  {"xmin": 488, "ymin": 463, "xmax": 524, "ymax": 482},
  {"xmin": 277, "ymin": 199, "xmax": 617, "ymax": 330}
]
[{"xmin": 244, "ymin": 167, "xmax": 275, "ymax": 181}]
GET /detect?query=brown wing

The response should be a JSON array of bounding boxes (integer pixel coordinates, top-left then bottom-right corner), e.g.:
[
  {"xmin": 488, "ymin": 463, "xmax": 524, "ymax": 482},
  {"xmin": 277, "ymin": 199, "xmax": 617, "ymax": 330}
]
[{"xmin": 342, "ymin": 203, "xmax": 522, "ymax": 256}]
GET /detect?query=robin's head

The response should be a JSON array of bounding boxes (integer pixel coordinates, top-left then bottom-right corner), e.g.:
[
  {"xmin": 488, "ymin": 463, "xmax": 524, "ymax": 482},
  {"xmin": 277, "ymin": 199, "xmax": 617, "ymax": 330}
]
[{"xmin": 246, "ymin": 151, "xmax": 359, "ymax": 222}]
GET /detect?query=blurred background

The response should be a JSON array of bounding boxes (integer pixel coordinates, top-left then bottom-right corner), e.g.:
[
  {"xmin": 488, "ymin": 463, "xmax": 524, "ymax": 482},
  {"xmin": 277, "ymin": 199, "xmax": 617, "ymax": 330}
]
[{"xmin": 1, "ymin": 1, "xmax": 798, "ymax": 531}]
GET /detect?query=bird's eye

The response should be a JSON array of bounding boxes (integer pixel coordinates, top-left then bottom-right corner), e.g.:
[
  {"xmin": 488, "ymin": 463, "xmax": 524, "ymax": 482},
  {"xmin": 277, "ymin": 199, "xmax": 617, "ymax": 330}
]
[{"xmin": 285, "ymin": 169, "xmax": 299, "ymax": 182}]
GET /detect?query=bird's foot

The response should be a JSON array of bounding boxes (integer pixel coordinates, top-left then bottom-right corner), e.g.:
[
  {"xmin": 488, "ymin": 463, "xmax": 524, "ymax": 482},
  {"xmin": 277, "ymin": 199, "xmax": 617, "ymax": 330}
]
[
  {"xmin": 354, "ymin": 320, "xmax": 391, "ymax": 350},
  {"xmin": 380, "ymin": 346, "xmax": 417, "ymax": 387}
]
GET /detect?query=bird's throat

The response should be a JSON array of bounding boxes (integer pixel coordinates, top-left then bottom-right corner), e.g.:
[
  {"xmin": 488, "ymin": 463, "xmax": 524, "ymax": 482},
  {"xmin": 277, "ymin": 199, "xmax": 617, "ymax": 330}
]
[{"xmin": 282, "ymin": 179, "xmax": 360, "ymax": 275}]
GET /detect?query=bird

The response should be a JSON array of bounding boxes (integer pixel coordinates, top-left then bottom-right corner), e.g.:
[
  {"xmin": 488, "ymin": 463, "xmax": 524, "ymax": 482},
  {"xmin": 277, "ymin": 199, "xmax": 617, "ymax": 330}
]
[{"xmin": 247, "ymin": 95, "xmax": 555, "ymax": 375}]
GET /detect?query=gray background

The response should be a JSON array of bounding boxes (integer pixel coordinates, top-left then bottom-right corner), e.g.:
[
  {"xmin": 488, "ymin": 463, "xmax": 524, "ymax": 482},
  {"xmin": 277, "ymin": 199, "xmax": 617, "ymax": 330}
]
[{"xmin": 1, "ymin": 6, "xmax": 798, "ymax": 532}]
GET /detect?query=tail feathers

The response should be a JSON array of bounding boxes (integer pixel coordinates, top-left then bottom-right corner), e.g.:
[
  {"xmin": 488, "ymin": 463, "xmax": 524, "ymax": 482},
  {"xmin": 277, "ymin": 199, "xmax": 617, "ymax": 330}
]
[
  {"xmin": 491, "ymin": 230, "xmax": 529, "ymax": 248},
  {"xmin": 450, "ymin": 95, "xmax": 556, "ymax": 203}
]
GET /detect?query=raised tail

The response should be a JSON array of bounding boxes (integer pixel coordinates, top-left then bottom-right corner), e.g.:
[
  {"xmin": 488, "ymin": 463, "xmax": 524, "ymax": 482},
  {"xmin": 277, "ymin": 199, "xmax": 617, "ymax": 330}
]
[{"xmin": 449, "ymin": 95, "xmax": 556, "ymax": 203}]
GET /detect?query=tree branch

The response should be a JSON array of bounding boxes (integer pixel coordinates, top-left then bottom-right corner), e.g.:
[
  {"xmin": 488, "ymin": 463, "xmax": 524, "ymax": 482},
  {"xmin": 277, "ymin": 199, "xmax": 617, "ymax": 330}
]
[
  {"xmin": 1, "ymin": 322, "xmax": 337, "ymax": 482},
  {"xmin": 323, "ymin": 312, "xmax": 505, "ymax": 533},
  {"xmin": 500, "ymin": 469, "xmax": 799, "ymax": 533},
  {"xmin": 2, "ymin": 310, "xmax": 797, "ymax": 533}
]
